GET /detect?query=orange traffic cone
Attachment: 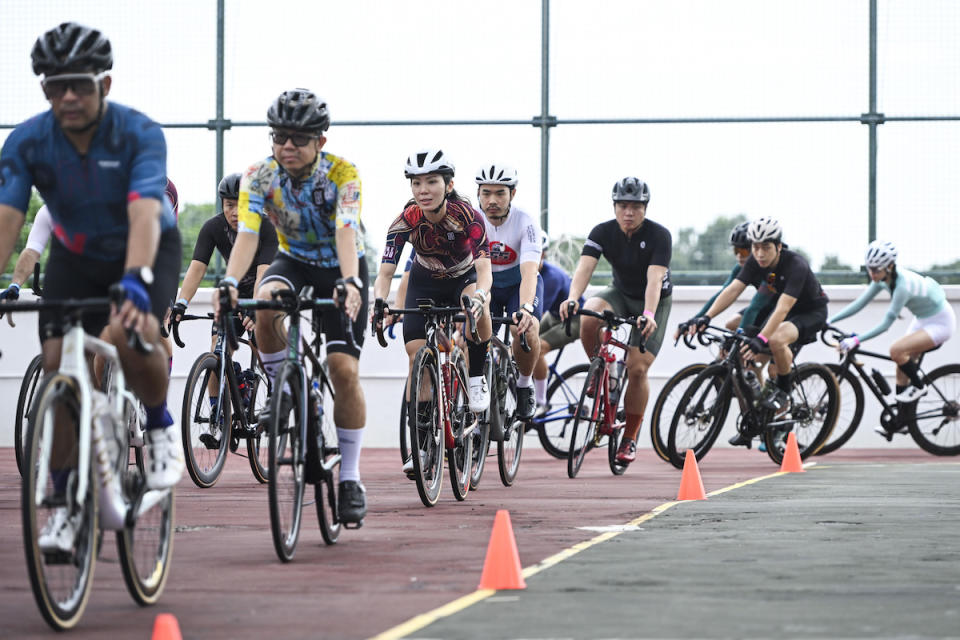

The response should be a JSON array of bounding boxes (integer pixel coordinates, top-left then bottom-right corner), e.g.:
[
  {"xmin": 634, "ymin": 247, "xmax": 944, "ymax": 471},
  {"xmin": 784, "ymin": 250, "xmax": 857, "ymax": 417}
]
[
  {"xmin": 478, "ymin": 509, "xmax": 526, "ymax": 590},
  {"xmin": 780, "ymin": 432, "xmax": 805, "ymax": 473},
  {"xmin": 152, "ymin": 614, "xmax": 182, "ymax": 640},
  {"xmin": 676, "ymin": 449, "xmax": 707, "ymax": 500}
]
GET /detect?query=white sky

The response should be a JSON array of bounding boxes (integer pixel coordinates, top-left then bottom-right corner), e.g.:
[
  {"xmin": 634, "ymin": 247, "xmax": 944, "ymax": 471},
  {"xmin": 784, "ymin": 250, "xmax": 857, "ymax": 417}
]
[{"xmin": 2, "ymin": 0, "xmax": 959, "ymax": 269}]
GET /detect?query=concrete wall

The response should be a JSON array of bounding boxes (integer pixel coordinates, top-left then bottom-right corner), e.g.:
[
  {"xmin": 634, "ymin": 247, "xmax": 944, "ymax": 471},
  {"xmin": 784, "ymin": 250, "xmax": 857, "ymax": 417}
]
[{"xmin": 2, "ymin": 285, "xmax": 957, "ymax": 449}]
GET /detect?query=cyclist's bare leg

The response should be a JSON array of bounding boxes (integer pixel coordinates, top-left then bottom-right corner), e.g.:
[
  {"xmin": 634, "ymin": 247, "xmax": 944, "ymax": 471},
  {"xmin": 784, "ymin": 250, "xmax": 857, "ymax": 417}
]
[
  {"xmin": 327, "ymin": 352, "xmax": 365, "ymax": 430},
  {"xmin": 622, "ymin": 347, "xmax": 655, "ymax": 441},
  {"xmin": 766, "ymin": 321, "xmax": 799, "ymax": 379},
  {"xmin": 724, "ymin": 314, "xmax": 743, "ymax": 332},
  {"xmin": 510, "ymin": 319, "xmax": 541, "ymax": 376},
  {"xmin": 579, "ymin": 297, "xmax": 613, "ymax": 358},
  {"xmin": 890, "ymin": 330, "xmax": 936, "ymax": 386},
  {"xmin": 253, "ymin": 280, "xmax": 290, "ymax": 354},
  {"xmin": 106, "ymin": 312, "xmax": 168, "ymax": 406}
]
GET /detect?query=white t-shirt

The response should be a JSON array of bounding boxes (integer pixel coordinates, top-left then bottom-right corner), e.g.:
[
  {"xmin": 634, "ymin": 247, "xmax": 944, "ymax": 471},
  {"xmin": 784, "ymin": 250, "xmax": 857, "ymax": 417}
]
[
  {"xmin": 483, "ymin": 204, "xmax": 542, "ymax": 287},
  {"xmin": 25, "ymin": 205, "xmax": 53, "ymax": 254}
]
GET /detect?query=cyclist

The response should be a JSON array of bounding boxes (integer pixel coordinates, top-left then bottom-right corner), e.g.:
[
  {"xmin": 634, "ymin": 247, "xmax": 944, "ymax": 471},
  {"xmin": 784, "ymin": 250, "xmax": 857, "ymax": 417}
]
[
  {"xmin": 559, "ymin": 177, "xmax": 673, "ymax": 465},
  {"xmin": 212, "ymin": 89, "xmax": 369, "ymax": 524},
  {"xmin": 685, "ymin": 217, "xmax": 829, "ymax": 446},
  {"xmin": 0, "ymin": 23, "xmax": 184, "ymax": 551},
  {"xmin": 532, "ymin": 231, "xmax": 584, "ymax": 411},
  {"xmin": 370, "ymin": 148, "xmax": 492, "ymax": 476},
  {"xmin": 170, "ymin": 173, "xmax": 278, "ymax": 444},
  {"xmin": 475, "ymin": 163, "xmax": 542, "ymax": 420},
  {"xmin": 830, "ymin": 240, "xmax": 956, "ymax": 435}
]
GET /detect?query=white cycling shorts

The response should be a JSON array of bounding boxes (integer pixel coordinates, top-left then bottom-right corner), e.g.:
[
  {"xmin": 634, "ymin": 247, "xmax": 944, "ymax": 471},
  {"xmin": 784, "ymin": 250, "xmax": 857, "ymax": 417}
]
[{"xmin": 907, "ymin": 304, "xmax": 956, "ymax": 346}]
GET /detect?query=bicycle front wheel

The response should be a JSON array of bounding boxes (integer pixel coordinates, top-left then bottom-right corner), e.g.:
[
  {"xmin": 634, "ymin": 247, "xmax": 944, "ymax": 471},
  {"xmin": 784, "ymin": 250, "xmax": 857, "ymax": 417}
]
[
  {"xmin": 116, "ymin": 487, "xmax": 175, "ymax": 605},
  {"xmin": 666, "ymin": 364, "xmax": 731, "ymax": 470},
  {"xmin": 650, "ymin": 363, "xmax": 707, "ymax": 464},
  {"xmin": 568, "ymin": 359, "xmax": 604, "ymax": 478},
  {"xmin": 22, "ymin": 374, "xmax": 98, "ymax": 631},
  {"xmin": 763, "ymin": 363, "xmax": 839, "ymax": 464},
  {"xmin": 817, "ymin": 363, "xmax": 864, "ymax": 455},
  {"xmin": 908, "ymin": 364, "xmax": 960, "ymax": 456},
  {"xmin": 538, "ymin": 363, "xmax": 589, "ymax": 459},
  {"xmin": 181, "ymin": 353, "xmax": 231, "ymax": 488},
  {"xmin": 268, "ymin": 363, "xmax": 305, "ymax": 562},
  {"xmin": 315, "ymin": 372, "xmax": 342, "ymax": 545},
  {"xmin": 448, "ymin": 351, "xmax": 473, "ymax": 501},
  {"xmin": 246, "ymin": 366, "xmax": 272, "ymax": 483},
  {"xmin": 494, "ymin": 355, "xmax": 522, "ymax": 486},
  {"xmin": 15, "ymin": 353, "xmax": 44, "ymax": 477},
  {"xmin": 409, "ymin": 348, "xmax": 443, "ymax": 506}
]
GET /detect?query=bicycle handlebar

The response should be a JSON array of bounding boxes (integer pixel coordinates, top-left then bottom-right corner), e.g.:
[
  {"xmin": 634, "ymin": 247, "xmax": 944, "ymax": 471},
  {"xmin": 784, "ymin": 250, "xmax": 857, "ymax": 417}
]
[
  {"xmin": 820, "ymin": 325, "xmax": 848, "ymax": 348},
  {"xmin": 490, "ymin": 312, "xmax": 531, "ymax": 353},
  {"xmin": 563, "ymin": 302, "xmax": 646, "ymax": 353},
  {"xmin": 374, "ymin": 296, "xmax": 479, "ymax": 347}
]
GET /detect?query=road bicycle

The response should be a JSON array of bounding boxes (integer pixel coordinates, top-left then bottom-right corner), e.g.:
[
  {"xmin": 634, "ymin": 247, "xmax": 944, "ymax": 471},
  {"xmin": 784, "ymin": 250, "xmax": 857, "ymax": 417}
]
[
  {"xmin": 819, "ymin": 326, "xmax": 960, "ymax": 456},
  {"xmin": 168, "ymin": 310, "xmax": 270, "ymax": 487},
  {"xmin": 563, "ymin": 304, "xmax": 645, "ymax": 478},
  {"xmin": 10, "ymin": 264, "xmax": 45, "ymax": 477},
  {"xmin": 7, "ymin": 288, "xmax": 174, "ymax": 630},
  {"xmin": 524, "ymin": 346, "xmax": 590, "ymax": 459},
  {"xmin": 227, "ymin": 285, "xmax": 351, "ymax": 561},
  {"xmin": 374, "ymin": 296, "xmax": 478, "ymax": 506},
  {"xmin": 649, "ymin": 363, "xmax": 708, "ymax": 464},
  {"xmin": 667, "ymin": 324, "xmax": 839, "ymax": 467}
]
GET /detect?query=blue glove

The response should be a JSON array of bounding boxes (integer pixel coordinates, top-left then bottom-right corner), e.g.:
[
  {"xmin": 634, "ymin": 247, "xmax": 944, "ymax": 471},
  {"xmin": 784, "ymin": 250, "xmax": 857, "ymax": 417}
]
[
  {"xmin": 120, "ymin": 273, "xmax": 151, "ymax": 312},
  {"xmin": 0, "ymin": 283, "xmax": 21, "ymax": 301}
]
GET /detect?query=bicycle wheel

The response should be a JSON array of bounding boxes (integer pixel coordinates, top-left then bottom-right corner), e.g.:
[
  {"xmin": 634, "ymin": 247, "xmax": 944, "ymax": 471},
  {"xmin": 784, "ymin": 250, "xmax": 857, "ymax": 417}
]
[
  {"xmin": 908, "ymin": 364, "xmax": 960, "ymax": 456},
  {"xmin": 116, "ymin": 475, "xmax": 175, "ymax": 605},
  {"xmin": 408, "ymin": 348, "xmax": 443, "ymax": 506},
  {"xmin": 268, "ymin": 362, "xmax": 305, "ymax": 562},
  {"xmin": 180, "ymin": 353, "xmax": 231, "ymax": 488},
  {"xmin": 538, "ymin": 363, "xmax": 590, "ymax": 459},
  {"xmin": 398, "ymin": 381, "xmax": 410, "ymax": 465},
  {"xmin": 817, "ymin": 364, "xmax": 865, "ymax": 455},
  {"xmin": 448, "ymin": 352, "xmax": 473, "ymax": 501},
  {"xmin": 315, "ymin": 373, "xmax": 341, "ymax": 545},
  {"xmin": 496, "ymin": 356, "xmax": 523, "ymax": 486},
  {"xmin": 469, "ymin": 359, "xmax": 493, "ymax": 490},
  {"xmin": 22, "ymin": 374, "xmax": 98, "ymax": 631},
  {"xmin": 246, "ymin": 367, "xmax": 271, "ymax": 483},
  {"xmin": 649, "ymin": 363, "xmax": 706, "ymax": 464},
  {"xmin": 666, "ymin": 364, "xmax": 731, "ymax": 470},
  {"xmin": 15, "ymin": 353, "xmax": 44, "ymax": 477},
  {"xmin": 607, "ymin": 425, "xmax": 627, "ymax": 476},
  {"xmin": 763, "ymin": 363, "xmax": 839, "ymax": 464},
  {"xmin": 568, "ymin": 358, "xmax": 605, "ymax": 478}
]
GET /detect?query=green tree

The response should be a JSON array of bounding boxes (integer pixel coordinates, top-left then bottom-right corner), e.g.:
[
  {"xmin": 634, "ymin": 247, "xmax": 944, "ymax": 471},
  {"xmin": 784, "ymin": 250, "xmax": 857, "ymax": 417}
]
[{"xmin": 820, "ymin": 255, "xmax": 854, "ymax": 271}]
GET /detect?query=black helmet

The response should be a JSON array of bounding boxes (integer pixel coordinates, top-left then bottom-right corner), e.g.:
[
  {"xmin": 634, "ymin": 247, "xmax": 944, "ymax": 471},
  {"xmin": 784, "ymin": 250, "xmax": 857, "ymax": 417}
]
[
  {"xmin": 611, "ymin": 177, "xmax": 650, "ymax": 203},
  {"xmin": 729, "ymin": 221, "xmax": 750, "ymax": 248},
  {"xmin": 32, "ymin": 22, "xmax": 113, "ymax": 76},
  {"xmin": 218, "ymin": 173, "xmax": 241, "ymax": 200},
  {"xmin": 266, "ymin": 89, "xmax": 330, "ymax": 133}
]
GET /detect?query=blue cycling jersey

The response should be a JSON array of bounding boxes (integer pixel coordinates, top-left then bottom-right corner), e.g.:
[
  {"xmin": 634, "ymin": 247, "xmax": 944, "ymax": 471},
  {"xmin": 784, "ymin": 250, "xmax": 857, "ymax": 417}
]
[
  {"xmin": 0, "ymin": 103, "xmax": 175, "ymax": 261},
  {"xmin": 540, "ymin": 261, "xmax": 583, "ymax": 316}
]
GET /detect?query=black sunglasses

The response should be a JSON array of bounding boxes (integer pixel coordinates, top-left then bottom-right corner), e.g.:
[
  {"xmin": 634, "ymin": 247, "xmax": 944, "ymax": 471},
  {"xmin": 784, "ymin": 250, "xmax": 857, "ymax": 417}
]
[
  {"xmin": 270, "ymin": 131, "xmax": 318, "ymax": 147},
  {"xmin": 40, "ymin": 72, "xmax": 107, "ymax": 100}
]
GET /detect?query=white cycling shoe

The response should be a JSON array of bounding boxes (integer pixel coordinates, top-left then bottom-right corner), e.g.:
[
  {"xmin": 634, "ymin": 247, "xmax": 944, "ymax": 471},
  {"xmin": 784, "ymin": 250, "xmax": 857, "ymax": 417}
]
[
  {"xmin": 38, "ymin": 507, "xmax": 80, "ymax": 553},
  {"xmin": 468, "ymin": 376, "xmax": 490, "ymax": 413},
  {"xmin": 145, "ymin": 426, "xmax": 185, "ymax": 490}
]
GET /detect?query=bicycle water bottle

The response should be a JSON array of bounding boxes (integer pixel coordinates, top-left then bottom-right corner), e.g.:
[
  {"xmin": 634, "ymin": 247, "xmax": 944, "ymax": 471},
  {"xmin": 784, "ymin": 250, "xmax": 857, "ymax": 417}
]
[
  {"xmin": 311, "ymin": 379, "xmax": 324, "ymax": 423},
  {"xmin": 744, "ymin": 369, "xmax": 763, "ymax": 402},
  {"xmin": 609, "ymin": 359, "xmax": 626, "ymax": 407},
  {"xmin": 91, "ymin": 391, "xmax": 126, "ymax": 530}
]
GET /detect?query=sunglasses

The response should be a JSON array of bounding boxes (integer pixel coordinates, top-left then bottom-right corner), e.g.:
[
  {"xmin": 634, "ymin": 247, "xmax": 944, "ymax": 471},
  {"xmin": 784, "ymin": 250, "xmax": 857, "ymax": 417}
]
[
  {"xmin": 733, "ymin": 247, "xmax": 750, "ymax": 257},
  {"xmin": 270, "ymin": 131, "xmax": 318, "ymax": 147},
  {"xmin": 41, "ymin": 72, "xmax": 107, "ymax": 100}
]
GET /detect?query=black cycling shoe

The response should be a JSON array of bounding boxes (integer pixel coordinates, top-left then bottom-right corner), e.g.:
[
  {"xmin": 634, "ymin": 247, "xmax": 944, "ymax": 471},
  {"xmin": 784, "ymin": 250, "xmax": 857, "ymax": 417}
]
[
  {"xmin": 728, "ymin": 430, "xmax": 753, "ymax": 447},
  {"xmin": 338, "ymin": 480, "xmax": 367, "ymax": 526},
  {"xmin": 759, "ymin": 387, "xmax": 791, "ymax": 415},
  {"xmin": 199, "ymin": 433, "xmax": 220, "ymax": 450},
  {"xmin": 516, "ymin": 386, "xmax": 537, "ymax": 421}
]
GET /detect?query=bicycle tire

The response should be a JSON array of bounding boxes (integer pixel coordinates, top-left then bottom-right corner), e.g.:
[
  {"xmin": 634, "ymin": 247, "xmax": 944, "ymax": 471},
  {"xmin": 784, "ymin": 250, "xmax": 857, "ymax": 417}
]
[
  {"xmin": 398, "ymin": 381, "xmax": 410, "ymax": 465},
  {"xmin": 649, "ymin": 363, "xmax": 707, "ymax": 464},
  {"xmin": 763, "ymin": 363, "xmax": 839, "ymax": 465},
  {"xmin": 817, "ymin": 363, "xmax": 865, "ymax": 455},
  {"xmin": 538, "ymin": 363, "xmax": 590, "ymax": 459},
  {"xmin": 245, "ymin": 367, "xmax": 271, "ymax": 483},
  {"xmin": 15, "ymin": 353, "xmax": 43, "ymax": 477},
  {"xmin": 469, "ymin": 358, "xmax": 493, "ymax": 490},
  {"xmin": 608, "ymin": 424, "xmax": 627, "ymax": 476},
  {"xmin": 568, "ymin": 358, "xmax": 605, "ymax": 478},
  {"xmin": 908, "ymin": 363, "xmax": 960, "ymax": 456},
  {"xmin": 116, "ymin": 483, "xmax": 175, "ymax": 605},
  {"xmin": 492, "ymin": 352, "xmax": 521, "ymax": 486},
  {"xmin": 448, "ymin": 351, "xmax": 473, "ymax": 501},
  {"xmin": 409, "ymin": 348, "xmax": 443, "ymax": 506},
  {"xmin": 22, "ymin": 374, "xmax": 98, "ymax": 631},
  {"xmin": 666, "ymin": 363, "xmax": 731, "ymax": 470},
  {"xmin": 268, "ymin": 362, "xmax": 305, "ymax": 562},
  {"xmin": 180, "ymin": 353, "xmax": 230, "ymax": 488},
  {"xmin": 315, "ymin": 371, "xmax": 341, "ymax": 545}
]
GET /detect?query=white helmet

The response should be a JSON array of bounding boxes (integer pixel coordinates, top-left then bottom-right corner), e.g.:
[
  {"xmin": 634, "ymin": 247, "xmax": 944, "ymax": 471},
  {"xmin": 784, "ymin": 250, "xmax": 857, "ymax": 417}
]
[
  {"xmin": 865, "ymin": 240, "xmax": 897, "ymax": 270},
  {"xmin": 540, "ymin": 230, "xmax": 550, "ymax": 251},
  {"xmin": 747, "ymin": 217, "xmax": 783, "ymax": 244},
  {"xmin": 475, "ymin": 163, "xmax": 518, "ymax": 187},
  {"xmin": 404, "ymin": 148, "xmax": 455, "ymax": 178}
]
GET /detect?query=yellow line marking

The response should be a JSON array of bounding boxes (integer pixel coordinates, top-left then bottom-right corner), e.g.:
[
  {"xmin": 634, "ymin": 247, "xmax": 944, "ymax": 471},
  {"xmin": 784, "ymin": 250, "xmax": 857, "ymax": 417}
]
[{"xmin": 368, "ymin": 469, "xmax": 793, "ymax": 640}]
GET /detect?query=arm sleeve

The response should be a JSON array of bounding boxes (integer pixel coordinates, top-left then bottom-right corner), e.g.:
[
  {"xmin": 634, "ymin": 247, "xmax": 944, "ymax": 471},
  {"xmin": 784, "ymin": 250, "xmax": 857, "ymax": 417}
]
[
  {"xmin": 581, "ymin": 224, "xmax": 604, "ymax": 259},
  {"xmin": 381, "ymin": 212, "xmax": 410, "ymax": 265},
  {"xmin": 828, "ymin": 281, "xmax": 882, "ymax": 324},
  {"xmin": 25, "ymin": 206, "xmax": 53, "ymax": 254},
  {"xmin": 649, "ymin": 225, "xmax": 672, "ymax": 267},
  {"xmin": 255, "ymin": 218, "xmax": 279, "ymax": 266},
  {"xmin": 858, "ymin": 284, "xmax": 909, "ymax": 342},
  {"xmin": 190, "ymin": 219, "xmax": 217, "ymax": 264},
  {"xmin": 466, "ymin": 206, "xmax": 489, "ymax": 260},
  {"xmin": 335, "ymin": 177, "xmax": 362, "ymax": 232},
  {"xmin": 127, "ymin": 120, "xmax": 168, "ymax": 203},
  {"xmin": 696, "ymin": 264, "xmax": 739, "ymax": 317},
  {"xmin": 238, "ymin": 165, "xmax": 265, "ymax": 235},
  {"xmin": 0, "ymin": 128, "xmax": 38, "ymax": 215},
  {"xmin": 518, "ymin": 214, "xmax": 543, "ymax": 265}
]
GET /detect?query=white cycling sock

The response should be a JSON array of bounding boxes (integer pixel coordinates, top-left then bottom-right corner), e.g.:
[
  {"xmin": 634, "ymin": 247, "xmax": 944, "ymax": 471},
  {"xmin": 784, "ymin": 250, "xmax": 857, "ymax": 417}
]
[
  {"xmin": 517, "ymin": 373, "xmax": 533, "ymax": 388},
  {"xmin": 534, "ymin": 377, "xmax": 547, "ymax": 404},
  {"xmin": 337, "ymin": 427, "xmax": 364, "ymax": 483},
  {"xmin": 259, "ymin": 349, "xmax": 289, "ymax": 394}
]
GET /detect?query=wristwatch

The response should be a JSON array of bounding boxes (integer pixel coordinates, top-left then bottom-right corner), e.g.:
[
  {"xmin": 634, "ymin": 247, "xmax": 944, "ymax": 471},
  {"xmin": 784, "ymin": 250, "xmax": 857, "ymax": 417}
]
[
  {"xmin": 338, "ymin": 276, "xmax": 364, "ymax": 291},
  {"xmin": 520, "ymin": 303, "xmax": 535, "ymax": 315},
  {"xmin": 126, "ymin": 266, "xmax": 154, "ymax": 287}
]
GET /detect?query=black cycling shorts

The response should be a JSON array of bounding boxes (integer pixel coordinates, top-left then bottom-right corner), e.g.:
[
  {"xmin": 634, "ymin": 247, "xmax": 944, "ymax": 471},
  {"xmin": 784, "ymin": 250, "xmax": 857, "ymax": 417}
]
[
  {"xmin": 401, "ymin": 263, "xmax": 477, "ymax": 343},
  {"xmin": 40, "ymin": 228, "xmax": 181, "ymax": 342},
  {"xmin": 260, "ymin": 253, "xmax": 367, "ymax": 358}
]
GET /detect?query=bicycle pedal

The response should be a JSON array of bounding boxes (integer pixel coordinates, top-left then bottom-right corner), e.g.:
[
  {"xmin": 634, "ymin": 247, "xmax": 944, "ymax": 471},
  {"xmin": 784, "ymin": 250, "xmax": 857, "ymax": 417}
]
[{"xmin": 343, "ymin": 520, "xmax": 363, "ymax": 530}]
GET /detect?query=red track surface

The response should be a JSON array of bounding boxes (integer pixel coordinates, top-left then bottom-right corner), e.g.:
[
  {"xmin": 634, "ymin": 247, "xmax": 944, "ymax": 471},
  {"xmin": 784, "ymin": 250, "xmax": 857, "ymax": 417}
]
[{"xmin": 0, "ymin": 446, "xmax": 942, "ymax": 639}]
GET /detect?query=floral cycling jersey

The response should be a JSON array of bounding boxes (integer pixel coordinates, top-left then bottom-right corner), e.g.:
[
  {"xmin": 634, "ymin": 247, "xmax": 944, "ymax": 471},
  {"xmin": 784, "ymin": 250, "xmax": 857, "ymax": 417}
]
[
  {"xmin": 381, "ymin": 199, "xmax": 489, "ymax": 279},
  {"xmin": 0, "ymin": 103, "xmax": 176, "ymax": 261},
  {"xmin": 238, "ymin": 151, "xmax": 364, "ymax": 268}
]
